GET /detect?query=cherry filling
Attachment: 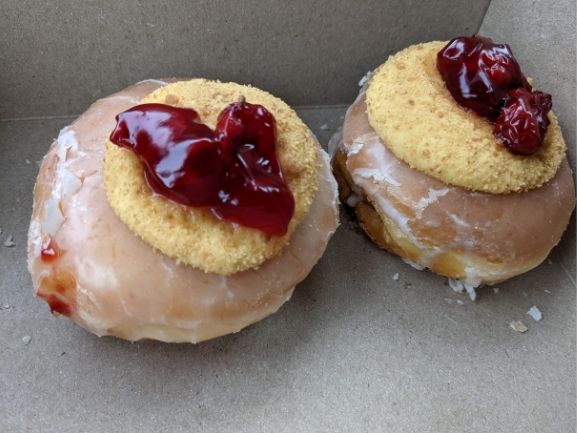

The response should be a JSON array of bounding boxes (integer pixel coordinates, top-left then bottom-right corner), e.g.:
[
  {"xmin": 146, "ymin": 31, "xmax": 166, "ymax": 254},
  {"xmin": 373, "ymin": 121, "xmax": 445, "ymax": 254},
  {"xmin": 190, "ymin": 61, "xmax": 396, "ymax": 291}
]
[
  {"xmin": 41, "ymin": 239, "xmax": 60, "ymax": 263},
  {"xmin": 109, "ymin": 100, "xmax": 295, "ymax": 236},
  {"xmin": 437, "ymin": 35, "xmax": 552, "ymax": 155},
  {"xmin": 37, "ymin": 294, "xmax": 72, "ymax": 316}
]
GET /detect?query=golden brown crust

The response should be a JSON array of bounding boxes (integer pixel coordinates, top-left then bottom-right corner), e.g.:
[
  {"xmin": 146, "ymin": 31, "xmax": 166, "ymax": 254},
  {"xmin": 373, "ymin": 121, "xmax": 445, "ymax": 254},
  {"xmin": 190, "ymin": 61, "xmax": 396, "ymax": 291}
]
[
  {"xmin": 332, "ymin": 149, "xmax": 421, "ymax": 262},
  {"xmin": 104, "ymin": 79, "xmax": 319, "ymax": 275},
  {"xmin": 334, "ymin": 87, "xmax": 575, "ymax": 286},
  {"xmin": 332, "ymin": 147, "xmax": 541, "ymax": 283},
  {"xmin": 366, "ymin": 41, "xmax": 566, "ymax": 194}
]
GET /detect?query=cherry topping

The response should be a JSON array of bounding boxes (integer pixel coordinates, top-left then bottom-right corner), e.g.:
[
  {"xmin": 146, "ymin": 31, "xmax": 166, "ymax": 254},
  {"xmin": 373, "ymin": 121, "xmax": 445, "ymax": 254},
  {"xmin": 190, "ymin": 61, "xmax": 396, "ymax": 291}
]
[
  {"xmin": 110, "ymin": 100, "xmax": 295, "ymax": 236},
  {"xmin": 437, "ymin": 35, "xmax": 530, "ymax": 119},
  {"xmin": 494, "ymin": 89, "xmax": 552, "ymax": 155},
  {"xmin": 437, "ymin": 35, "xmax": 552, "ymax": 155}
]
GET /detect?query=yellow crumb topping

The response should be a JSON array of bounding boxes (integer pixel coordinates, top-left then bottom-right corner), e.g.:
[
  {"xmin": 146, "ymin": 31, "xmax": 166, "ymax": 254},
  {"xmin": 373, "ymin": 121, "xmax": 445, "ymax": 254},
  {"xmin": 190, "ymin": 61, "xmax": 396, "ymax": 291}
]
[
  {"xmin": 366, "ymin": 41, "xmax": 566, "ymax": 193},
  {"xmin": 104, "ymin": 79, "xmax": 319, "ymax": 275}
]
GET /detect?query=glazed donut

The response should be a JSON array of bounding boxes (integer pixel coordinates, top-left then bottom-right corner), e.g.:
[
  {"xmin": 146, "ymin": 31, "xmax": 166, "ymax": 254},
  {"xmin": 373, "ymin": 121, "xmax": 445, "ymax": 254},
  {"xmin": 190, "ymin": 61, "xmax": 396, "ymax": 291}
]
[
  {"xmin": 331, "ymin": 38, "xmax": 575, "ymax": 295},
  {"xmin": 28, "ymin": 79, "xmax": 339, "ymax": 342}
]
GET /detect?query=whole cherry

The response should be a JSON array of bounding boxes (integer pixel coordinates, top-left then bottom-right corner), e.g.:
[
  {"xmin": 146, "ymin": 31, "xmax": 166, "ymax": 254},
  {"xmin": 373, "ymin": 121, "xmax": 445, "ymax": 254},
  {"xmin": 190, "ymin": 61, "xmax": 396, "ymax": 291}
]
[
  {"xmin": 494, "ymin": 88, "xmax": 552, "ymax": 155},
  {"xmin": 437, "ymin": 35, "xmax": 552, "ymax": 155},
  {"xmin": 437, "ymin": 35, "xmax": 531, "ymax": 120}
]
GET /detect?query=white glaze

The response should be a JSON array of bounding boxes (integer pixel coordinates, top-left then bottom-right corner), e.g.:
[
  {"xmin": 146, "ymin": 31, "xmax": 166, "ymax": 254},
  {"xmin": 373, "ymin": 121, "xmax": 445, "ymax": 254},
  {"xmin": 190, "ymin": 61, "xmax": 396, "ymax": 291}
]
[
  {"xmin": 402, "ymin": 258, "xmax": 426, "ymax": 271},
  {"xmin": 347, "ymin": 142, "xmax": 364, "ymax": 156},
  {"xmin": 28, "ymin": 84, "xmax": 339, "ymax": 342},
  {"xmin": 135, "ymin": 78, "xmax": 168, "ymax": 86},
  {"xmin": 41, "ymin": 127, "xmax": 82, "ymax": 237},
  {"xmin": 336, "ymin": 91, "xmax": 575, "ymax": 287}
]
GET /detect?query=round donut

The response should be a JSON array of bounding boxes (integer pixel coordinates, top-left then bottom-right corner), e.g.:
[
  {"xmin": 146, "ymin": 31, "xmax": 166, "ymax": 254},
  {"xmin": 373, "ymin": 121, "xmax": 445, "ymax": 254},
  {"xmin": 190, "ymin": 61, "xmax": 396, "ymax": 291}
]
[
  {"xmin": 332, "ymin": 72, "xmax": 575, "ymax": 290},
  {"xmin": 27, "ymin": 79, "xmax": 339, "ymax": 342}
]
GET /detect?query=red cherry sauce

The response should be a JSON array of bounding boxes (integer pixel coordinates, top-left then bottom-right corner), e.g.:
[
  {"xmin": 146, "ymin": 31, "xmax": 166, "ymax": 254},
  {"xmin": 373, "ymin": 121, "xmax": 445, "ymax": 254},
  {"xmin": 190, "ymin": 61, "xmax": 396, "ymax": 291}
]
[
  {"xmin": 437, "ymin": 35, "xmax": 552, "ymax": 155},
  {"xmin": 37, "ymin": 270, "xmax": 76, "ymax": 316},
  {"xmin": 41, "ymin": 239, "xmax": 60, "ymax": 263},
  {"xmin": 38, "ymin": 294, "xmax": 72, "ymax": 316},
  {"xmin": 110, "ymin": 101, "xmax": 295, "ymax": 236}
]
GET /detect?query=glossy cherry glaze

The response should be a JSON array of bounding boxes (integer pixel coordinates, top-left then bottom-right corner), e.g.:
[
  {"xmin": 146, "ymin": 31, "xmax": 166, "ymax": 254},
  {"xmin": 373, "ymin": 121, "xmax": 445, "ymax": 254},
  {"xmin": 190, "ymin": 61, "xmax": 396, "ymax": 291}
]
[
  {"xmin": 494, "ymin": 88, "xmax": 552, "ymax": 155},
  {"xmin": 110, "ymin": 101, "xmax": 295, "ymax": 236},
  {"xmin": 437, "ymin": 36, "xmax": 552, "ymax": 155}
]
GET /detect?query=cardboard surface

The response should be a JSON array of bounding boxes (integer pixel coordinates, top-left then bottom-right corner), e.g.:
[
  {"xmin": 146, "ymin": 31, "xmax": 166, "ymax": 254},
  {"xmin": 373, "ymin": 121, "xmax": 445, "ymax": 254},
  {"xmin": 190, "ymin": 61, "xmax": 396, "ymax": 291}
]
[
  {"xmin": 1, "ymin": 0, "xmax": 576, "ymax": 432},
  {"xmin": 0, "ymin": 0, "xmax": 490, "ymax": 119},
  {"xmin": 480, "ymin": 0, "xmax": 577, "ymax": 298},
  {"xmin": 0, "ymin": 109, "xmax": 575, "ymax": 433}
]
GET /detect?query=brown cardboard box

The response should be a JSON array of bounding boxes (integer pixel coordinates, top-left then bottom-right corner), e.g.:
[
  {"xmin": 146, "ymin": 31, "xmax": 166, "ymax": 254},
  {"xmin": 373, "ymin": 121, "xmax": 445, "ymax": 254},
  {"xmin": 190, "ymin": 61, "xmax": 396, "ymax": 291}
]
[{"xmin": 0, "ymin": 1, "xmax": 575, "ymax": 432}]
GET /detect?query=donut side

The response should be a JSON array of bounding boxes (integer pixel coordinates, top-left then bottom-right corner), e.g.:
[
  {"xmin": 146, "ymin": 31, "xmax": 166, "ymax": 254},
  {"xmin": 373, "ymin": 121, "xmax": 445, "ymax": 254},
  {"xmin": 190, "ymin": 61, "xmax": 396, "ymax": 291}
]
[{"xmin": 332, "ymin": 92, "xmax": 575, "ymax": 287}]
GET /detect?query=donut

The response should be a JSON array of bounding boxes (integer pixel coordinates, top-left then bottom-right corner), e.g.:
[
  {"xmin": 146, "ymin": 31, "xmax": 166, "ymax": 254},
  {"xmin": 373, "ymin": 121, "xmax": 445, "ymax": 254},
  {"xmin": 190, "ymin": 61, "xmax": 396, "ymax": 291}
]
[
  {"xmin": 27, "ymin": 79, "xmax": 339, "ymax": 342},
  {"xmin": 331, "ymin": 37, "xmax": 575, "ymax": 295}
]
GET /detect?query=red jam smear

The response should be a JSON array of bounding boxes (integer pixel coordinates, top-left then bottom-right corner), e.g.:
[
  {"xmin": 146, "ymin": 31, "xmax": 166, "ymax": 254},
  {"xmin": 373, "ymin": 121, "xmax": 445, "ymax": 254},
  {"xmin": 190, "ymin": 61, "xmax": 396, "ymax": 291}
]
[
  {"xmin": 37, "ymin": 270, "xmax": 76, "ymax": 316},
  {"xmin": 37, "ymin": 293, "xmax": 72, "ymax": 316},
  {"xmin": 41, "ymin": 239, "xmax": 60, "ymax": 263},
  {"xmin": 110, "ymin": 101, "xmax": 295, "ymax": 236},
  {"xmin": 437, "ymin": 35, "xmax": 552, "ymax": 155}
]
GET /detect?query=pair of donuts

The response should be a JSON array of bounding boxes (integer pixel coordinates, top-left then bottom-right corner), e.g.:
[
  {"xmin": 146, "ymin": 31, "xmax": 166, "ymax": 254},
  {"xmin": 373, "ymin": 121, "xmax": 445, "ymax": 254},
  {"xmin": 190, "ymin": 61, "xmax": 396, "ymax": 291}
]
[{"xmin": 28, "ymin": 37, "xmax": 575, "ymax": 342}]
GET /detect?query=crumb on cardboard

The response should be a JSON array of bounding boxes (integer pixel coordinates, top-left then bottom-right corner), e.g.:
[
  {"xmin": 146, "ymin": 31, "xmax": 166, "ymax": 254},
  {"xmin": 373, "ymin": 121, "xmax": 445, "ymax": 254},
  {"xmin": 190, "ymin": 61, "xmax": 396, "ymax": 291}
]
[
  {"xmin": 527, "ymin": 306, "xmax": 543, "ymax": 321},
  {"xmin": 509, "ymin": 320, "xmax": 528, "ymax": 333}
]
